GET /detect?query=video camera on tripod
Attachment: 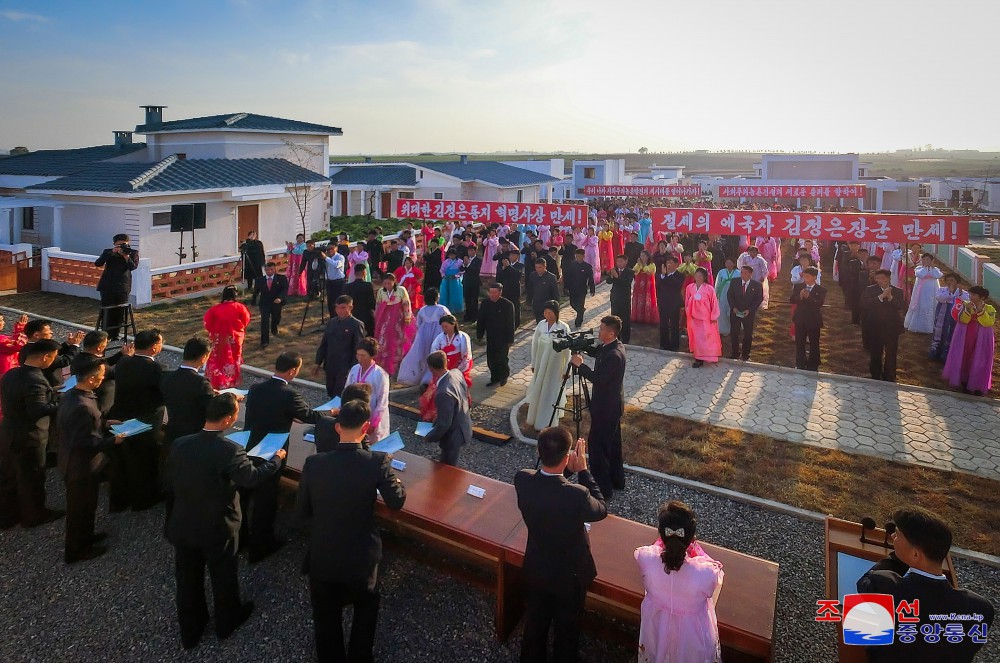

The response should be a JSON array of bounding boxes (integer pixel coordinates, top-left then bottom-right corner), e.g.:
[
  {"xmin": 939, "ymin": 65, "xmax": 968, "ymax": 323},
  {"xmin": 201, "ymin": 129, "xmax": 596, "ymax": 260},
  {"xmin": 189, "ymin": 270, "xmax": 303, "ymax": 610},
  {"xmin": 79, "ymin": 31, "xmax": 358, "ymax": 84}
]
[{"xmin": 551, "ymin": 328, "xmax": 597, "ymax": 354}]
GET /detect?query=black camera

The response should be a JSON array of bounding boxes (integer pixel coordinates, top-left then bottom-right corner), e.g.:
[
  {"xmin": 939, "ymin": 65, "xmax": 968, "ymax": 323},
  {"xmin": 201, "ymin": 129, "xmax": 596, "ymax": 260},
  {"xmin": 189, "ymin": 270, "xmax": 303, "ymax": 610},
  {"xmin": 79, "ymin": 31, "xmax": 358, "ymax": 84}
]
[{"xmin": 551, "ymin": 328, "xmax": 597, "ymax": 353}]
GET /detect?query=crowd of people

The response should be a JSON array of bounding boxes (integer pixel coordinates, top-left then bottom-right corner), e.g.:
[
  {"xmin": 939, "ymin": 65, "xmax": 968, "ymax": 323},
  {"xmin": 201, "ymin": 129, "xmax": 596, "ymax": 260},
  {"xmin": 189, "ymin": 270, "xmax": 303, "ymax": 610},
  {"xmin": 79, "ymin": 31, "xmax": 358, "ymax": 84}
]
[{"xmin": 0, "ymin": 216, "xmax": 996, "ymax": 662}]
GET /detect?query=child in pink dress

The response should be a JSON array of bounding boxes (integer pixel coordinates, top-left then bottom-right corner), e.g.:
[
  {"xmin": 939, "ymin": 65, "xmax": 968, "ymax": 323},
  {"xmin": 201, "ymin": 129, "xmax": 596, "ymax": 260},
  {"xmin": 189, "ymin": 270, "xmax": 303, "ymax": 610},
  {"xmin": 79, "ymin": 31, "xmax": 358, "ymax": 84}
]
[{"xmin": 635, "ymin": 501, "xmax": 723, "ymax": 663}]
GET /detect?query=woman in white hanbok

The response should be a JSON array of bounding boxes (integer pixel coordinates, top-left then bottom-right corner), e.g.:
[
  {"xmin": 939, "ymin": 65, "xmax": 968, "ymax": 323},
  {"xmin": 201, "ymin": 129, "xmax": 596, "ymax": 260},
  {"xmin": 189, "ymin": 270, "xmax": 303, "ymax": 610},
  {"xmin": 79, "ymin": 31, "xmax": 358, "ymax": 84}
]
[
  {"xmin": 396, "ymin": 288, "xmax": 450, "ymax": 386},
  {"xmin": 904, "ymin": 253, "xmax": 943, "ymax": 333},
  {"xmin": 524, "ymin": 301, "xmax": 572, "ymax": 430}
]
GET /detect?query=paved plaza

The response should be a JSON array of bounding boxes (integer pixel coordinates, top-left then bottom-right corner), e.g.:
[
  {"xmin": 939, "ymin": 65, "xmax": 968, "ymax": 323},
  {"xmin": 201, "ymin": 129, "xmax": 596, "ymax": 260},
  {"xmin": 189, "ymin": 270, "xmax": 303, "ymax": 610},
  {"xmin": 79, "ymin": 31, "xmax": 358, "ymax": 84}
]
[{"xmin": 470, "ymin": 284, "xmax": 1000, "ymax": 482}]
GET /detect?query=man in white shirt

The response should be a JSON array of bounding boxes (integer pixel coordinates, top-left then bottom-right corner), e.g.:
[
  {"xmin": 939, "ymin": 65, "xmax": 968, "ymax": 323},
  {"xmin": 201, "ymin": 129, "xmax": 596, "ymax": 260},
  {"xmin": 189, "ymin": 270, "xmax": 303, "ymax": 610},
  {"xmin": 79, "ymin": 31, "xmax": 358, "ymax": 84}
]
[
  {"xmin": 324, "ymin": 245, "xmax": 347, "ymax": 316},
  {"xmin": 736, "ymin": 245, "xmax": 770, "ymax": 309}
]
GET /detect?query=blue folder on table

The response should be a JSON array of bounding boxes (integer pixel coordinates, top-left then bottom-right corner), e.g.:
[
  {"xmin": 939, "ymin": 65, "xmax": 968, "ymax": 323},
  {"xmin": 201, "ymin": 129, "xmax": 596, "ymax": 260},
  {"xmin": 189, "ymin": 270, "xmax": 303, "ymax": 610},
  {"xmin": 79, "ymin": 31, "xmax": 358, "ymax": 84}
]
[
  {"xmin": 225, "ymin": 430, "xmax": 252, "ymax": 448},
  {"xmin": 371, "ymin": 431, "xmax": 404, "ymax": 454},
  {"xmin": 316, "ymin": 396, "xmax": 341, "ymax": 411},
  {"xmin": 110, "ymin": 419, "xmax": 153, "ymax": 437},
  {"xmin": 247, "ymin": 432, "xmax": 289, "ymax": 461}
]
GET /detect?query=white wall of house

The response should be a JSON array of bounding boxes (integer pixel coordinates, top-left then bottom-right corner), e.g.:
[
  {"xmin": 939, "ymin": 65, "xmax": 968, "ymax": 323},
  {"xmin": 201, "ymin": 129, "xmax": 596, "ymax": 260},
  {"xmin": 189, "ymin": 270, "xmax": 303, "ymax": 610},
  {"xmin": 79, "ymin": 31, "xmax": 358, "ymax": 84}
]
[
  {"xmin": 499, "ymin": 159, "xmax": 565, "ymax": 178},
  {"xmin": 144, "ymin": 132, "xmax": 331, "ymax": 175}
]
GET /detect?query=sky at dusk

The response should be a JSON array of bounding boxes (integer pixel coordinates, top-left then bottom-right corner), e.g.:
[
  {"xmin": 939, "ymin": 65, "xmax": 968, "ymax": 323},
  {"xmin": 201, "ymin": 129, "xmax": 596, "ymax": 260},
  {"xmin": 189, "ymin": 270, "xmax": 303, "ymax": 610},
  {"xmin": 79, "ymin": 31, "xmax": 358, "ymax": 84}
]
[{"xmin": 2, "ymin": 0, "xmax": 998, "ymax": 154}]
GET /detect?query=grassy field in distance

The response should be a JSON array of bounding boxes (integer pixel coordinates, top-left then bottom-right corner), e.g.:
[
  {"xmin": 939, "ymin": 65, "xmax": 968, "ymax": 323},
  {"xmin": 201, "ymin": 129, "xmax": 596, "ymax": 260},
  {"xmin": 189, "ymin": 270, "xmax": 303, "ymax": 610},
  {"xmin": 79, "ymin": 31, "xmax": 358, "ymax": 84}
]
[{"xmin": 331, "ymin": 150, "xmax": 1000, "ymax": 180}]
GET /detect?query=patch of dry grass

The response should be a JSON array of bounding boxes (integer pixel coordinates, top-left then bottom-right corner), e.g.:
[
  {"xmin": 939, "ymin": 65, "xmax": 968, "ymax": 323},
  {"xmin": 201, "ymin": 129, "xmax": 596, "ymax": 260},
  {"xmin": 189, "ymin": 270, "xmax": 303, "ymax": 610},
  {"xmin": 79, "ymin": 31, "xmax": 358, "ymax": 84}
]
[{"xmin": 520, "ymin": 402, "xmax": 1000, "ymax": 556}]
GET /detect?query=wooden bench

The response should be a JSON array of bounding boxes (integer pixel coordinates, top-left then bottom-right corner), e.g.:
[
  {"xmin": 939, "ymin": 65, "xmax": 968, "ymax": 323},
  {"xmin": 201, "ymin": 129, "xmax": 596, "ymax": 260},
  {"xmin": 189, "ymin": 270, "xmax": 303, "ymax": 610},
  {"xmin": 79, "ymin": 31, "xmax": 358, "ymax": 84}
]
[
  {"xmin": 373, "ymin": 451, "xmax": 778, "ymax": 661},
  {"xmin": 389, "ymin": 401, "xmax": 511, "ymax": 446}
]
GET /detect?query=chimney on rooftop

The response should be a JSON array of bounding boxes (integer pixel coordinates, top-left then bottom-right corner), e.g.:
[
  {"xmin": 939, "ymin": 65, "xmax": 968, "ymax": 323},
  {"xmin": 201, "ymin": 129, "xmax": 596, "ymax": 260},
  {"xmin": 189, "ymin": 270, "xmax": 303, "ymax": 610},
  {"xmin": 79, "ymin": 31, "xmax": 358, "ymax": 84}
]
[
  {"xmin": 364, "ymin": 156, "xmax": 372, "ymax": 163},
  {"xmin": 114, "ymin": 131, "xmax": 133, "ymax": 148},
  {"xmin": 460, "ymin": 155, "xmax": 468, "ymax": 164},
  {"xmin": 140, "ymin": 105, "xmax": 167, "ymax": 126}
]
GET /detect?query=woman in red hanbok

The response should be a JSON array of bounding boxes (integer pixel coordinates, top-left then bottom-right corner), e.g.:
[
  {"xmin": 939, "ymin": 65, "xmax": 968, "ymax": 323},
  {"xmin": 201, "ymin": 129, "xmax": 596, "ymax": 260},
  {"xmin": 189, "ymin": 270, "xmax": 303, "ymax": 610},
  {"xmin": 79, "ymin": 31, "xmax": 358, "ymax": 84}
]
[
  {"xmin": 202, "ymin": 286, "xmax": 251, "ymax": 389},
  {"xmin": 694, "ymin": 240, "xmax": 714, "ymax": 286},
  {"xmin": 598, "ymin": 223, "xmax": 615, "ymax": 272},
  {"xmin": 419, "ymin": 315, "xmax": 473, "ymax": 421},
  {"xmin": 394, "ymin": 257, "xmax": 424, "ymax": 311},
  {"xmin": 0, "ymin": 313, "xmax": 28, "ymax": 420},
  {"xmin": 631, "ymin": 251, "xmax": 659, "ymax": 324},
  {"xmin": 374, "ymin": 273, "xmax": 417, "ymax": 378}
]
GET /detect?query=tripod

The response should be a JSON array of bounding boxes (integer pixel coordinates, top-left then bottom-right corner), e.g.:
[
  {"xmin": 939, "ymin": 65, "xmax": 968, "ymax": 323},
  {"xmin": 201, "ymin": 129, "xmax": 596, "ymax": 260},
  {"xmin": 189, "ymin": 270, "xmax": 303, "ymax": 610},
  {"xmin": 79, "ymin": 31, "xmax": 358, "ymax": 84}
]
[
  {"xmin": 298, "ymin": 269, "xmax": 327, "ymax": 335},
  {"xmin": 548, "ymin": 357, "xmax": 592, "ymax": 441}
]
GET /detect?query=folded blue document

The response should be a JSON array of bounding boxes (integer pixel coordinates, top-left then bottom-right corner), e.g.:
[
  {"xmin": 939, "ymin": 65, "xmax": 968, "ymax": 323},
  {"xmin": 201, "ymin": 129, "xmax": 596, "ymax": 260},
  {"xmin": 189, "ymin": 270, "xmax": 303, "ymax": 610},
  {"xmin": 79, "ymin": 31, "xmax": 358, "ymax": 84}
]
[
  {"xmin": 371, "ymin": 431, "xmax": 404, "ymax": 454},
  {"xmin": 247, "ymin": 432, "xmax": 289, "ymax": 461}
]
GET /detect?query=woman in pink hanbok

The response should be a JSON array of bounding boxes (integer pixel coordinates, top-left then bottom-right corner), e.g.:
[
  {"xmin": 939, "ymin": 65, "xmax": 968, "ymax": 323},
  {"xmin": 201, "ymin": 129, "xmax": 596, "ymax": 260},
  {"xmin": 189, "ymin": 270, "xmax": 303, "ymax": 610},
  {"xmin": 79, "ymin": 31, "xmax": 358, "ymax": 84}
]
[
  {"xmin": 348, "ymin": 242, "xmax": 370, "ymax": 283},
  {"xmin": 942, "ymin": 286, "xmax": 995, "ymax": 396},
  {"xmin": 373, "ymin": 273, "xmax": 416, "ymax": 378},
  {"xmin": 286, "ymin": 233, "xmax": 308, "ymax": 296},
  {"xmin": 685, "ymin": 268, "xmax": 722, "ymax": 368},
  {"xmin": 538, "ymin": 223, "xmax": 552, "ymax": 248},
  {"xmin": 635, "ymin": 501, "xmax": 724, "ymax": 663},
  {"xmin": 481, "ymin": 230, "xmax": 499, "ymax": 279},
  {"xmin": 583, "ymin": 227, "xmax": 602, "ymax": 280},
  {"xmin": 755, "ymin": 237, "xmax": 779, "ymax": 282}
]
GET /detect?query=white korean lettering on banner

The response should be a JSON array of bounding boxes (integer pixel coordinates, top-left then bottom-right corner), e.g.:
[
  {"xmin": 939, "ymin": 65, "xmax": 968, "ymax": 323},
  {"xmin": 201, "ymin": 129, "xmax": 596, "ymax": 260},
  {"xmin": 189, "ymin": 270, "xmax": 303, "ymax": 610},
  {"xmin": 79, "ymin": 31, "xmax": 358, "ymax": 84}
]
[
  {"xmin": 718, "ymin": 213, "xmax": 737, "ymax": 234},
  {"xmin": 826, "ymin": 216, "xmax": 845, "ymax": 238},
  {"xmin": 782, "ymin": 215, "xmax": 802, "ymax": 236},
  {"xmin": 847, "ymin": 217, "xmax": 869, "ymax": 239}
]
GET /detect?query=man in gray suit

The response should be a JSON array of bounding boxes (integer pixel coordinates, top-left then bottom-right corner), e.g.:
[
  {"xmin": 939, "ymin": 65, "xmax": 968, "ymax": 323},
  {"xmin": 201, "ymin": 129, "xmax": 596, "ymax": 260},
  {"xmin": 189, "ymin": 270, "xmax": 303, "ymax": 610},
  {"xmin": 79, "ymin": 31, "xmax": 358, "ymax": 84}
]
[{"xmin": 423, "ymin": 350, "xmax": 473, "ymax": 466}]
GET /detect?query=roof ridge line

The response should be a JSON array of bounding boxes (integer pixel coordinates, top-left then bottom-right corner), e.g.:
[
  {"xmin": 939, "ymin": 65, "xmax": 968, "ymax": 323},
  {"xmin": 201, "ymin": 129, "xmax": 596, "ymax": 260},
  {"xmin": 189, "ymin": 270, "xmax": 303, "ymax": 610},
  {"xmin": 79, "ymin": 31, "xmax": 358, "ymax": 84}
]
[
  {"xmin": 129, "ymin": 155, "xmax": 177, "ymax": 190},
  {"xmin": 224, "ymin": 113, "xmax": 248, "ymax": 126}
]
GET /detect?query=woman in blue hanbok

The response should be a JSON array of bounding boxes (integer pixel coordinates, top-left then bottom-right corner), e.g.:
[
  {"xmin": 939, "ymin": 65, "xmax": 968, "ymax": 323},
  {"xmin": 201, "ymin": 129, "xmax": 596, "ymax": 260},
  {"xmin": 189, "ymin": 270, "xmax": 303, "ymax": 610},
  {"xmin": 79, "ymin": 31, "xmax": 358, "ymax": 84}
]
[{"xmin": 439, "ymin": 248, "xmax": 465, "ymax": 314}]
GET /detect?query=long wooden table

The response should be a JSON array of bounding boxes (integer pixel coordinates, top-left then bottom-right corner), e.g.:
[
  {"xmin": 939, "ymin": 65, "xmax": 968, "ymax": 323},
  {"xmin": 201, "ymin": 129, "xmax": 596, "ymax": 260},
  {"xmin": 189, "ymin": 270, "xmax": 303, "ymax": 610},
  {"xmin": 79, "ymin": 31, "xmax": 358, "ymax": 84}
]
[{"xmin": 372, "ymin": 452, "xmax": 778, "ymax": 662}]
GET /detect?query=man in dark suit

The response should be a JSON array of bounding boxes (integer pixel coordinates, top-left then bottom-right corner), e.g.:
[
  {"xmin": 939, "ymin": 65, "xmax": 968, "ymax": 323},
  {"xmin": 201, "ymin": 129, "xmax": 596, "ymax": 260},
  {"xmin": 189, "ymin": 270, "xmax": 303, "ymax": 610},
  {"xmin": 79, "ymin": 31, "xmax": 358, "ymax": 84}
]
[
  {"xmin": 623, "ymin": 231, "xmax": 644, "ymax": 268},
  {"xmin": 476, "ymin": 284, "xmax": 516, "ymax": 387},
  {"xmin": 859, "ymin": 255, "xmax": 883, "ymax": 349},
  {"xmin": 563, "ymin": 249, "xmax": 595, "ymax": 329},
  {"xmin": 108, "ymin": 329, "xmax": 165, "ymax": 512},
  {"xmin": 862, "ymin": 269, "xmax": 906, "ymax": 382},
  {"xmin": 384, "ymin": 239, "xmax": 406, "ymax": 275},
  {"xmin": 57, "ymin": 355, "xmax": 125, "ymax": 562},
  {"xmin": 790, "ymin": 267, "xmax": 827, "ymax": 371},
  {"xmin": 845, "ymin": 247, "xmax": 867, "ymax": 323},
  {"xmin": 21, "ymin": 319, "xmax": 84, "ymax": 390},
  {"xmin": 514, "ymin": 427, "xmax": 607, "ymax": 662},
  {"xmin": 254, "ymin": 261, "xmax": 287, "ymax": 347},
  {"xmin": 161, "ymin": 337, "xmax": 216, "ymax": 445},
  {"xmin": 558, "ymin": 236, "xmax": 579, "ymax": 280},
  {"xmin": 312, "ymin": 383, "xmax": 371, "ymax": 453},
  {"xmin": 462, "ymin": 250, "xmax": 483, "ymax": 323},
  {"xmin": 71, "ymin": 330, "xmax": 132, "ymax": 417},
  {"xmin": 315, "ymin": 295, "xmax": 367, "ymax": 398},
  {"xmin": 605, "ymin": 256, "xmax": 635, "ymax": 343},
  {"xmin": 297, "ymin": 399, "xmax": 406, "ymax": 662},
  {"xmin": 166, "ymin": 394, "xmax": 286, "ymax": 649},
  {"xmin": 526, "ymin": 258, "xmax": 560, "ymax": 323},
  {"xmin": 654, "ymin": 256, "xmax": 686, "ymax": 351},
  {"xmin": 94, "ymin": 233, "xmax": 140, "ymax": 341},
  {"xmin": 570, "ymin": 315, "xmax": 627, "ymax": 500},
  {"xmin": 857, "ymin": 507, "xmax": 995, "ymax": 663},
  {"xmin": 497, "ymin": 250, "xmax": 524, "ymax": 328},
  {"xmin": 0, "ymin": 339, "xmax": 63, "ymax": 528},
  {"xmin": 344, "ymin": 264, "xmax": 376, "ymax": 336},
  {"xmin": 239, "ymin": 230, "xmax": 266, "ymax": 303},
  {"xmin": 364, "ymin": 230, "xmax": 384, "ymax": 280},
  {"xmin": 424, "ymin": 351, "xmax": 473, "ymax": 466},
  {"xmin": 422, "ymin": 239, "xmax": 443, "ymax": 293},
  {"xmin": 727, "ymin": 265, "xmax": 764, "ymax": 361},
  {"xmin": 243, "ymin": 352, "xmax": 322, "ymax": 562}
]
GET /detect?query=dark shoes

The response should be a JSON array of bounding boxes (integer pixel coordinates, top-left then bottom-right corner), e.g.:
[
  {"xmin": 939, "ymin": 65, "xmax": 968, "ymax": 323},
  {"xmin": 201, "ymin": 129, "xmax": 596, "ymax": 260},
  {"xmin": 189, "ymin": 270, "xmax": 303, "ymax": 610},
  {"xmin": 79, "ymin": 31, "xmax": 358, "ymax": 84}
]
[
  {"xmin": 217, "ymin": 602, "xmax": 255, "ymax": 640},
  {"xmin": 65, "ymin": 545, "xmax": 107, "ymax": 564},
  {"xmin": 91, "ymin": 532, "xmax": 109, "ymax": 545},
  {"xmin": 248, "ymin": 538, "xmax": 286, "ymax": 564},
  {"xmin": 692, "ymin": 360, "xmax": 705, "ymax": 368},
  {"xmin": 486, "ymin": 381, "xmax": 498, "ymax": 387},
  {"xmin": 23, "ymin": 509, "xmax": 65, "ymax": 528},
  {"xmin": 500, "ymin": 379, "xmax": 508, "ymax": 386}
]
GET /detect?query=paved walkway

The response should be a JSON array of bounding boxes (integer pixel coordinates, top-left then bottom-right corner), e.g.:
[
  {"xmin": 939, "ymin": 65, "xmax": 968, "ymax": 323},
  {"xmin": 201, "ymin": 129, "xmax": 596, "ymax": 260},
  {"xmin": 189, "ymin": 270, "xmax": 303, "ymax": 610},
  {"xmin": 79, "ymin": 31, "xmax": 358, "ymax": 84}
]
[{"xmin": 468, "ymin": 284, "xmax": 1000, "ymax": 482}]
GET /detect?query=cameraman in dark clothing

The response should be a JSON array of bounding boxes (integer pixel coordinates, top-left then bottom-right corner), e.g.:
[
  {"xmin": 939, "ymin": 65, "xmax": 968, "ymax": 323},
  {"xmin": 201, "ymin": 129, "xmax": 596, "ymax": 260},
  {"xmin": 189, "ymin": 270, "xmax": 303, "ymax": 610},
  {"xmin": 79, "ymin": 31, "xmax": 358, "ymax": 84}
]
[
  {"xmin": 94, "ymin": 234, "xmax": 139, "ymax": 341},
  {"xmin": 570, "ymin": 315, "xmax": 627, "ymax": 500}
]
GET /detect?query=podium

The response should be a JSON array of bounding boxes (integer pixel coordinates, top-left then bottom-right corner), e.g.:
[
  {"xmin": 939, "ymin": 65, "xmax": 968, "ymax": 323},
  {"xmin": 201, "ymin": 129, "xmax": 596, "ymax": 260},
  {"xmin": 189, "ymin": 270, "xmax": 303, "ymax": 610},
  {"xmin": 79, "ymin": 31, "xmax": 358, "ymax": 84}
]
[{"xmin": 824, "ymin": 517, "xmax": 957, "ymax": 663}]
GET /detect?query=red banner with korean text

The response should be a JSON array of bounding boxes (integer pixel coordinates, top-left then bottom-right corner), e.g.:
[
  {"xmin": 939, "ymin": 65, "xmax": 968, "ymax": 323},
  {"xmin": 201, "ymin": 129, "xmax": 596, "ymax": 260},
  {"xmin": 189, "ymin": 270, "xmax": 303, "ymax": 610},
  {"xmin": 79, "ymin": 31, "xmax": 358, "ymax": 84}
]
[
  {"xmin": 584, "ymin": 185, "xmax": 702, "ymax": 197},
  {"xmin": 394, "ymin": 199, "xmax": 589, "ymax": 227},
  {"xmin": 718, "ymin": 184, "xmax": 866, "ymax": 199},
  {"xmin": 649, "ymin": 208, "xmax": 969, "ymax": 245}
]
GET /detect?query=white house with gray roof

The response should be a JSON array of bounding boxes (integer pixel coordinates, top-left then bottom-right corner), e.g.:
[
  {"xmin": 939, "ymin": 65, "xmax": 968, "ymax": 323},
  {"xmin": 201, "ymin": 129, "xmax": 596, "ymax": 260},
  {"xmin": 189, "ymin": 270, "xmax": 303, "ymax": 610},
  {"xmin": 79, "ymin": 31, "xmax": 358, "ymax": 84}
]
[
  {"xmin": 328, "ymin": 156, "xmax": 562, "ymax": 219},
  {"xmin": 0, "ymin": 105, "xmax": 339, "ymax": 269}
]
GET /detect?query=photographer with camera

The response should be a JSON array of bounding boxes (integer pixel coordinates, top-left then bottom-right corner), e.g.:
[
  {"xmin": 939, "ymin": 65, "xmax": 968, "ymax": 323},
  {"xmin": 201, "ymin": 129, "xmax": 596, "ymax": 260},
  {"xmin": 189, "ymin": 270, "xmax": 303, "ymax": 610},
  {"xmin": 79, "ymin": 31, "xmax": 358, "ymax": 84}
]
[
  {"xmin": 569, "ymin": 315, "xmax": 627, "ymax": 500},
  {"xmin": 94, "ymin": 233, "xmax": 139, "ymax": 341}
]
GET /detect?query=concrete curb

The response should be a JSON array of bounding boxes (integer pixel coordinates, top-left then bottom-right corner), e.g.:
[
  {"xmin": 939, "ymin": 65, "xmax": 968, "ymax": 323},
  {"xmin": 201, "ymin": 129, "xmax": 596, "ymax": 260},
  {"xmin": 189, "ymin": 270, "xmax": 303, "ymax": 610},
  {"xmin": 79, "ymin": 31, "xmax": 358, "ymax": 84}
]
[{"xmin": 507, "ymin": 396, "xmax": 1000, "ymax": 569}]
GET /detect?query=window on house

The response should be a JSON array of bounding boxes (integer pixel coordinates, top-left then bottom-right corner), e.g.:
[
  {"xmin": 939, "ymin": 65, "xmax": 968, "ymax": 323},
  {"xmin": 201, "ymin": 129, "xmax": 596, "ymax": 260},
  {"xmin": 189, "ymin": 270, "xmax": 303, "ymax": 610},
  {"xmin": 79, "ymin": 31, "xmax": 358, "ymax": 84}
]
[
  {"xmin": 419, "ymin": 170, "xmax": 424, "ymax": 179},
  {"xmin": 22, "ymin": 207, "xmax": 35, "ymax": 230},
  {"xmin": 583, "ymin": 167, "xmax": 596, "ymax": 179},
  {"xmin": 152, "ymin": 211, "xmax": 172, "ymax": 227},
  {"xmin": 433, "ymin": 192, "xmax": 444, "ymax": 200},
  {"xmin": 517, "ymin": 189, "xmax": 523, "ymax": 202},
  {"xmin": 398, "ymin": 192, "xmax": 414, "ymax": 199}
]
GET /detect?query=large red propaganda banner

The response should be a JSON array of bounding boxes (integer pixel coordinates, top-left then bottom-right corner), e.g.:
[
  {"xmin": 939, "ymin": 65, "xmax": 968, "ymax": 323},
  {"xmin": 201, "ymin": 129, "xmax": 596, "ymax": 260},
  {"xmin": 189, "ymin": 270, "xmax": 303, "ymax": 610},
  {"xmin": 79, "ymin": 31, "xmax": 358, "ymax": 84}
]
[
  {"xmin": 584, "ymin": 185, "xmax": 702, "ymax": 197},
  {"xmin": 395, "ymin": 199, "xmax": 589, "ymax": 227},
  {"xmin": 649, "ymin": 208, "xmax": 970, "ymax": 245},
  {"xmin": 718, "ymin": 184, "xmax": 866, "ymax": 199}
]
